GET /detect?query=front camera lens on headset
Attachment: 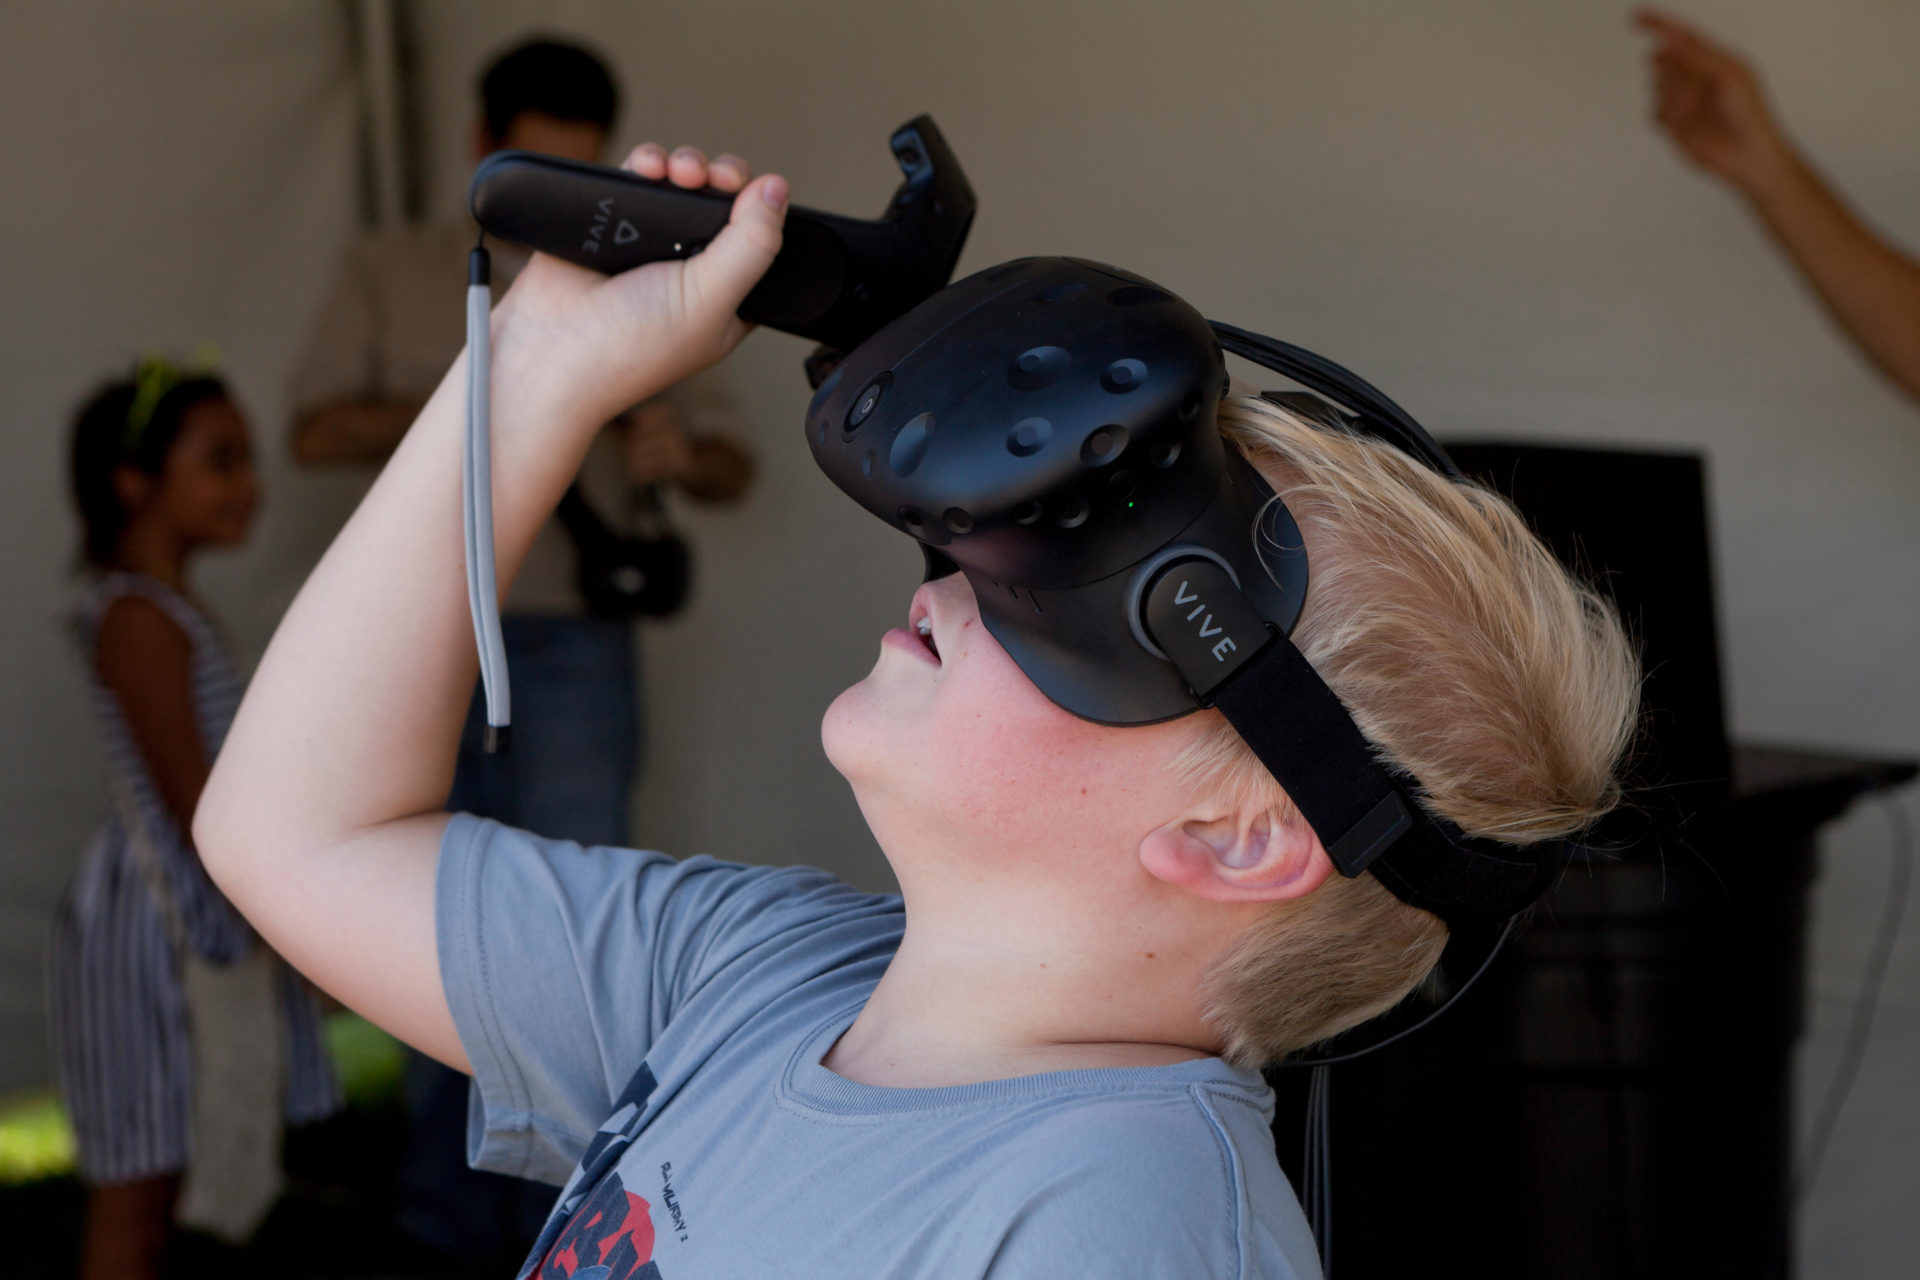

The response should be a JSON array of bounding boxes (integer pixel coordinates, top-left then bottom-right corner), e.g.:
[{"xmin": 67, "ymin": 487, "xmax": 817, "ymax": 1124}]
[{"xmin": 846, "ymin": 374, "xmax": 890, "ymax": 430}]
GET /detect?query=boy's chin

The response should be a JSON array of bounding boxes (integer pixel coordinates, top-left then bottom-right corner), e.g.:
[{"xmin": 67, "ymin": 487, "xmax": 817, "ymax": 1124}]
[
  {"xmin": 820, "ymin": 684, "xmax": 876, "ymax": 784},
  {"xmin": 820, "ymin": 683, "xmax": 918, "ymax": 794}
]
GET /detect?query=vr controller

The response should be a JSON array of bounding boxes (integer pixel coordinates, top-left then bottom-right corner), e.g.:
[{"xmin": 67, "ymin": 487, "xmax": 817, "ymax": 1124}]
[{"xmin": 468, "ymin": 114, "xmax": 976, "ymax": 355}]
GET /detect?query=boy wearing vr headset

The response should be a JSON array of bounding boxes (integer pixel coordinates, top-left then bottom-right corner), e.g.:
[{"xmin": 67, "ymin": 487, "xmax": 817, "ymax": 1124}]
[{"xmin": 197, "ymin": 147, "xmax": 1637, "ymax": 1278}]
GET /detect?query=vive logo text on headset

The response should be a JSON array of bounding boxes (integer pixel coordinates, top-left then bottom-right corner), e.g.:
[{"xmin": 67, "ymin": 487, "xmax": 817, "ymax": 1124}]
[
  {"xmin": 1171, "ymin": 579, "xmax": 1240, "ymax": 664},
  {"xmin": 1140, "ymin": 556, "xmax": 1273, "ymax": 699}
]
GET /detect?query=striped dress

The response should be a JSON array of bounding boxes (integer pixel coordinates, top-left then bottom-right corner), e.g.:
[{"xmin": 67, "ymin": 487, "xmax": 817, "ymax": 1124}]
[{"xmin": 47, "ymin": 572, "xmax": 339, "ymax": 1184}]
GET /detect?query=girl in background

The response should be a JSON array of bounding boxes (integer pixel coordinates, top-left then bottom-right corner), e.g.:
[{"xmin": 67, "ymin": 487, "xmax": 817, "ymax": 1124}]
[{"xmin": 50, "ymin": 360, "xmax": 338, "ymax": 1280}]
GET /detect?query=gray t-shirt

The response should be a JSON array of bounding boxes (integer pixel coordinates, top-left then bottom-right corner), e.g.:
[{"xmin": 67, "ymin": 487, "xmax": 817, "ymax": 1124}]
[{"xmin": 437, "ymin": 813, "xmax": 1320, "ymax": 1279}]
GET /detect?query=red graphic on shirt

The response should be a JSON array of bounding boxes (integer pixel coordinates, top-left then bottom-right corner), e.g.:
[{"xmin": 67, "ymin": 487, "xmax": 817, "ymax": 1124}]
[{"xmin": 539, "ymin": 1172, "xmax": 661, "ymax": 1280}]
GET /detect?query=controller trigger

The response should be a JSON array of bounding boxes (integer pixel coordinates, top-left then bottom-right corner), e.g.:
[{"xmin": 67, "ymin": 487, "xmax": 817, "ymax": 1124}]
[{"xmin": 804, "ymin": 347, "xmax": 846, "ymax": 390}]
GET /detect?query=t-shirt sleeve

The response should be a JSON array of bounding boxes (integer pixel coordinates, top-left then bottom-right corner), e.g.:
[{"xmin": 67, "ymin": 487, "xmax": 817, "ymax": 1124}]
[{"xmin": 435, "ymin": 813, "xmax": 895, "ymax": 1184}]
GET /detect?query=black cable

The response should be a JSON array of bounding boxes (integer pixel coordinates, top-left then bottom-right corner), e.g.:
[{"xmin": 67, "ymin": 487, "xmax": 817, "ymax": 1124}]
[
  {"xmin": 1302, "ymin": 1063, "xmax": 1332, "ymax": 1277},
  {"xmin": 1290, "ymin": 915, "xmax": 1519, "ymax": 1068},
  {"xmin": 1209, "ymin": 321, "xmax": 1461, "ymax": 479},
  {"xmin": 1317, "ymin": 1066, "xmax": 1332, "ymax": 1278},
  {"xmin": 1290, "ymin": 916, "xmax": 1519, "ymax": 1278},
  {"xmin": 1796, "ymin": 794, "xmax": 1913, "ymax": 1198}
]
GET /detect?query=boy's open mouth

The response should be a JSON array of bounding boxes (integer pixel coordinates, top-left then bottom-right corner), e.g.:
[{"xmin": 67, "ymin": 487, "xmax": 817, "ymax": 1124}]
[{"xmin": 914, "ymin": 614, "xmax": 940, "ymax": 661}]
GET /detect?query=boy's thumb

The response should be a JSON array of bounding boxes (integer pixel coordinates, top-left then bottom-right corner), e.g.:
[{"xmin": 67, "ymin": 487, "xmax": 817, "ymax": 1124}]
[{"xmin": 687, "ymin": 173, "xmax": 788, "ymax": 314}]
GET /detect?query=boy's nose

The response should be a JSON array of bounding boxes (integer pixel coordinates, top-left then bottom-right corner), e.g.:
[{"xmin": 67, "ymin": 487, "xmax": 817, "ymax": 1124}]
[{"xmin": 927, "ymin": 571, "xmax": 978, "ymax": 618}]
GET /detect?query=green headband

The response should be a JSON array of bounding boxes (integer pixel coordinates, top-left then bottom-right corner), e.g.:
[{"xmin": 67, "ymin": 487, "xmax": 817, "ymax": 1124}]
[{"xmin": 121, "ymin": 346, "xmax": 220, "ymax": 456}]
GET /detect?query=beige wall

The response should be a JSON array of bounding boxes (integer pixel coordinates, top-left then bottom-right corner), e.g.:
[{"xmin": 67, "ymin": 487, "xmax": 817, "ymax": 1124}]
[{"xmin": 2, "ymin": 1, "xmax": 1916, "ymax": 1271}]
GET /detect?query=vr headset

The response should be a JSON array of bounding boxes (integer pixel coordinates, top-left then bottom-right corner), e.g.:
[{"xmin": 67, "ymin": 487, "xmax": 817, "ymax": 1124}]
[
  {"xmin": 467, "ymin": 118, "xmax": 1563, "ymax": 927},
  {"xmin": 807, "ymin": 255, "xmax": 1558, "ymax": 925}
]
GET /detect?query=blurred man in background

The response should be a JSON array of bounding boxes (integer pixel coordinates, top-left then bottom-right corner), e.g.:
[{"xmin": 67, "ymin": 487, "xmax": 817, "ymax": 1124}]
[
  {"xmin": 291, "ymin": 37, "xmax": 754, "ymax": 843},
  {"xmin": 287, "ymin": 36, "xmax": 754, "ymax": 1268},
  {"xmin": 1637, "ymin": 9, "xmax": 1920, "ymax": 404}
]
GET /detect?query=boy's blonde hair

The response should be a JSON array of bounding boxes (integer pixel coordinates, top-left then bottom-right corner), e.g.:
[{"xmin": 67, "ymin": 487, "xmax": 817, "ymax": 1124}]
[{"xmin": 1180, "ymin": 396, "xmax": 1640, "ymax": 1066}]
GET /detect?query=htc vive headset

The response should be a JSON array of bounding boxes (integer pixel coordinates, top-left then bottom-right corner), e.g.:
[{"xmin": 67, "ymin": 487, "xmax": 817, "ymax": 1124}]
[{"xmin": 806, "ymin": 256, "xmax": 1561, "ymax": 925}]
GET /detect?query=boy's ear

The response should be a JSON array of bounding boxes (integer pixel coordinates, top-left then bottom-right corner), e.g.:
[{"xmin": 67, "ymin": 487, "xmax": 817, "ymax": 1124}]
[{"xmin": 1138, "ymin": 796, "xmax": 1334, "ymax": 904}]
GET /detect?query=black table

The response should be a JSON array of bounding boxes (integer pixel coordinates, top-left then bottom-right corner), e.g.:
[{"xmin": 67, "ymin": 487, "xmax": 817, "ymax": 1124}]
[{"xmin": 1271, "ymin": 743, "xmax": 1916, "ymax": 1280}]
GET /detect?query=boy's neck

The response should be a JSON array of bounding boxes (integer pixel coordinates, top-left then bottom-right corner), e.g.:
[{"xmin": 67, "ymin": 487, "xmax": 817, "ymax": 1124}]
[{"xmin": 821, "ymin": 919, "xmax": 1219, "ymax": 1089}]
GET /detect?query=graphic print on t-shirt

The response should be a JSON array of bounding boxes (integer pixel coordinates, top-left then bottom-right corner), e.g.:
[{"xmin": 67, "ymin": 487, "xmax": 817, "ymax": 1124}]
[
  {"xmin": 538, "ymin": 1172, "xmax": 660, "ymax": 1280},
  {"xmin": 529, "ymin": 1059, "xmax": 672, "ymax": 1280},
  {"xmin": 531, "ymin": 1063, "xmax": 666, "ymax": 1280}
]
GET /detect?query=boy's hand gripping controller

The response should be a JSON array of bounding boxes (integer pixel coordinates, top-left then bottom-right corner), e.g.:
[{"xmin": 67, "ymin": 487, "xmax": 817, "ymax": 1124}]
[{"xmin": 468, "ymin": 114, "xmax": 976, "ymax": 361}]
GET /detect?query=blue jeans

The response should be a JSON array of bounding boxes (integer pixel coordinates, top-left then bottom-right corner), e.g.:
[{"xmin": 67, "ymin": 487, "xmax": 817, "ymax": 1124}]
[
  {"xmin": 446, "ymin": 614, "xmax": 641, "ymax": 845},
  {"xmin": 402, "ymin": 614, "xmax": 641, "ymax": 1259}
]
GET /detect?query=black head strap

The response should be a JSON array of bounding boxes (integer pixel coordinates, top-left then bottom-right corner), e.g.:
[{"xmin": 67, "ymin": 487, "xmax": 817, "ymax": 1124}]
[
  {"xmin": 1193, "ymin": 321, "xmax": 1572, "ymax": 921},
  {"xmin": 1211, "ymin": 638, "xmax": 1553, "ymax": 920},
  {"xmin": 1140, "ymin": 514, "xmax": 1552, "ymax": 924}
]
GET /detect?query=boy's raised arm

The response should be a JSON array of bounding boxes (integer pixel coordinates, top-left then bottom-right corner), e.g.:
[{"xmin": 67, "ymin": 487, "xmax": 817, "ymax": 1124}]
[{"xmin": 194, "ymin": 149, "xmax": 787, "ymax": 1070}]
